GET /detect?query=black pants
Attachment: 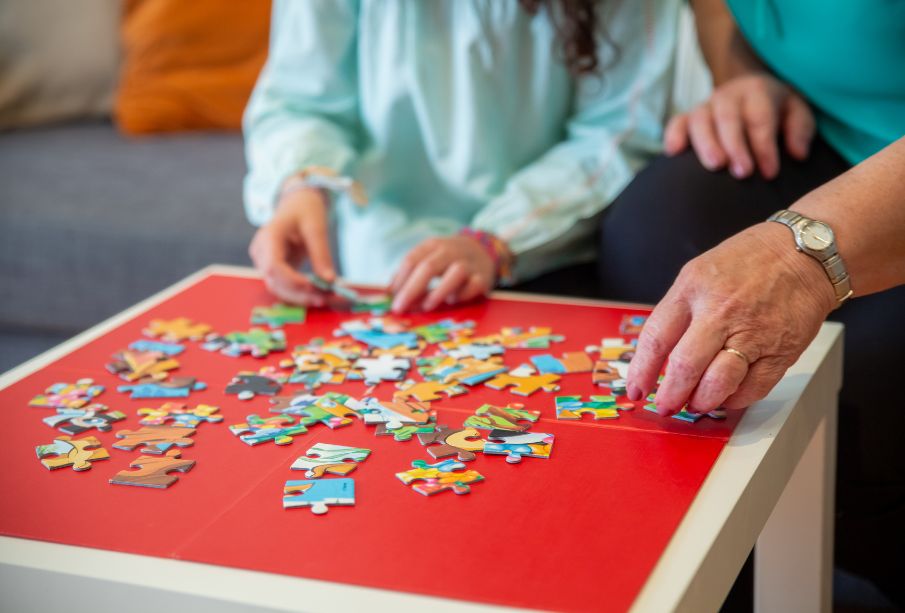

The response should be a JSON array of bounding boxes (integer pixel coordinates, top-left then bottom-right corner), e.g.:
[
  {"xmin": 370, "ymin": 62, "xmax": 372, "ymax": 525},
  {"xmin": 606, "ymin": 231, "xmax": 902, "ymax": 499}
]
[{"xmin": 596, "ymin": 139, "xmax": 905, "ymax": 608}]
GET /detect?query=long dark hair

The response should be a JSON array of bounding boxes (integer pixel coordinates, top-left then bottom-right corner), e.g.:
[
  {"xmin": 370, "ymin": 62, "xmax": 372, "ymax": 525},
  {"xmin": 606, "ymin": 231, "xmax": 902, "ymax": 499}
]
[{"xmin": 520, "ymin": 0, "xmax": 606, "ymax": 76}]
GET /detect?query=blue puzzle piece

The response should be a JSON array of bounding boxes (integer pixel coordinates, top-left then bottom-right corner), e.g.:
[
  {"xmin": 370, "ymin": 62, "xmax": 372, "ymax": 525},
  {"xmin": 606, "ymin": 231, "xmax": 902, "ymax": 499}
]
[
  {"xmin": 529, "ymin": 354, "xmax": 566, "ymax": 375},
  {"xmin": 118, "ymin": 379, "xmax": 207, "ymax": 399},
  {"xmin": 128, "ymin": 340, "xmax": 186, "ymax": 355},
  {"xmin": 350, "ymin": 330, "xmax": 418, "ymax": 350},
  {"xmin": 283, "ymin": 478, "xmax": 355, "ymax": 514}
]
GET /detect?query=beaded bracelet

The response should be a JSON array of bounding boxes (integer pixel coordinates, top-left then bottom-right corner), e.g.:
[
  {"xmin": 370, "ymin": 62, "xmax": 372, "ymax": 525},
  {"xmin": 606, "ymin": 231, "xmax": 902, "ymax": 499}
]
[{"xmin": 458, "ymin": 227, "xmax": 515, "ymax": 286}]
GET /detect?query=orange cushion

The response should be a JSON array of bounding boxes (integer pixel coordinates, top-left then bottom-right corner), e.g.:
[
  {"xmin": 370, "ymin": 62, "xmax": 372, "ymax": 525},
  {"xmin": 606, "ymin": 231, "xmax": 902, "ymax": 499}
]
[{"xmin": 114, "ymin": 0, "xmax": 271, "ymax": 135}]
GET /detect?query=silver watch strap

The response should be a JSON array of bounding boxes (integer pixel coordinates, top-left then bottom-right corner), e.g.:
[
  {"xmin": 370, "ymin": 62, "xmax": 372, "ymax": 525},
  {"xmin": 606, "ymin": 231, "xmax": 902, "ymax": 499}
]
[{"xmin": 767, "ymin": 209, "xmax": 853, "ymax": 307}]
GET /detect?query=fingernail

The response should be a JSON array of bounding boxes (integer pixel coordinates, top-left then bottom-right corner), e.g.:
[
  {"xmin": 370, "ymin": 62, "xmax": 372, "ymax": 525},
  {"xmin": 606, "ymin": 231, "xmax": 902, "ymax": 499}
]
[
  {"xmin": 731, "ymin": 162, "xmax": 747, "ymax": 178},
  {"xmin": 627, "ymin": 383, "xmax": 641, "ymax": 401},
  {"xmin": 702, "ymin": 156, "xmax": 718, "ymax": 170}
]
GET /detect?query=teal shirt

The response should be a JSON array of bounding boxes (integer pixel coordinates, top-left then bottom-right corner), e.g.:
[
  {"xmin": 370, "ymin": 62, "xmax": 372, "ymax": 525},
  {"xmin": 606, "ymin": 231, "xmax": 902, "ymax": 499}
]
[
  {"xmin": 244, "ymin": 0, "xmax": 678, "ymax": 284},
  {"xmin": 728, "ymin": 0, "xmax": 905, "ymax": 165}
]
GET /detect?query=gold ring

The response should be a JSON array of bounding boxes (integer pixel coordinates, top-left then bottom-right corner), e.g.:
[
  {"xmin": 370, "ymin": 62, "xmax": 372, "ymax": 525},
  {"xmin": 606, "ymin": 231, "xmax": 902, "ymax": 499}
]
[{"xmin": 723, "ymin": 347, "xmax": 751, "ymax": 364}]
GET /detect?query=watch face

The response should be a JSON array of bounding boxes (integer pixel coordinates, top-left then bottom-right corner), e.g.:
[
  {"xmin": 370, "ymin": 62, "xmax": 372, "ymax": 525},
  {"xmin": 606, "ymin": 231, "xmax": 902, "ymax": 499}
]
[{"xmin": 799, "ymin": 221, "xmax": 835, "ymax": 251}]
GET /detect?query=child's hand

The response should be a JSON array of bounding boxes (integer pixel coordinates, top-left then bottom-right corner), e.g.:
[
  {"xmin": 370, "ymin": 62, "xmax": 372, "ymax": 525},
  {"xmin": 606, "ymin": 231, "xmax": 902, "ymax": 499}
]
[
  {"xmin": 390, "ymin": 235, "xmax": 497, "ymax": 313},
  {"xmin": 248, "ymin": 187, "xmax": 336, "ymax": 306}
]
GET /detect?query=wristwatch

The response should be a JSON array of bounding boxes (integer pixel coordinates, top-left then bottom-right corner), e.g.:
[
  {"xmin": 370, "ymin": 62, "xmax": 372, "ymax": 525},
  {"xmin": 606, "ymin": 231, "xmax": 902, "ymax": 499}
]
[{"xmin": 767, "ymin": 210, "xmax": 853, "ymax": 308}]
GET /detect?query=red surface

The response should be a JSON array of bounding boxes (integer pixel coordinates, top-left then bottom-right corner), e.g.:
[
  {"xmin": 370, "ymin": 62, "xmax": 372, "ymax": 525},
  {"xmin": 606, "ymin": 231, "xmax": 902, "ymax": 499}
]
[{"xmin": 0, "ymin": 274, "xmax": 739, "ymax": 612}]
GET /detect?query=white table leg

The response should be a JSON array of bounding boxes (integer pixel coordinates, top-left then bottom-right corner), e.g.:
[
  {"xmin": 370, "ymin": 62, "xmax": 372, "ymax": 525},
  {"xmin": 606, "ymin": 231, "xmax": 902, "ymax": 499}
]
[{"xmin": 754, "ymin": 405, "xmax": 838, "ymax": 613}]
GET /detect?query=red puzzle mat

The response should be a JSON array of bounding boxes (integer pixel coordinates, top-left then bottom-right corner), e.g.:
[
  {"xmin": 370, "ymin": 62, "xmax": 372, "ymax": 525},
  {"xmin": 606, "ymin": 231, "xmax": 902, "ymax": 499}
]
[{"xmin": 0, "ymin": 273, "xmax": 741, "ymax": 612}]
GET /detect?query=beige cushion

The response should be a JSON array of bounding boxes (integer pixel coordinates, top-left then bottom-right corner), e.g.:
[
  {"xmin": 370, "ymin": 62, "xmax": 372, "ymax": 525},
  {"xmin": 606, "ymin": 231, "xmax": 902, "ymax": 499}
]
[{"xmin": 0, "ymin": 0, "xmax": 120, "ymax": 130}]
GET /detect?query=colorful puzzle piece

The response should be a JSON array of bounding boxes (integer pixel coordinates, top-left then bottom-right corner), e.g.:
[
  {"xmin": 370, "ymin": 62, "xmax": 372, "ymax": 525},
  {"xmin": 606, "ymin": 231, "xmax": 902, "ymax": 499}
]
[
  {"xmin": 113, "ymin": 425, "xmax": 196, "ymax": 454},
  {"xmin": 229, "ymin": 414, "xmax": 307, "ymax": 445},
  {"xmin": 463, "ymin": 403, "xmax": 540, "ymax": 431},
  {"xmin": 283, "ymin": 478, "xmax": 355, "ymax": 514},
  {"xmin": 483, "ymin": 430, "xmax": 554, "ymax": 464},
  {"xmin": 106, "ymin": 349, "xmax": 180, "ymax": 382},
  {"xmin": 251, "ymin": 303, "xmax": 306, "ymax": 329},
  {"xmin": 396, "ymin": 459, "xmax": 484, "ymax": 496},
  {"xmin": 410, "ymin": 319, "xmax": 474, "ymax": 344},
  {"xmin": 270, "ymin": 392, "xmax": 361, "ymax": 429},
  {"xmin": 642, "ymin": 399, "xmax": 727, "ymax": 423},
  {"xmin": 42, "ymin": 404, "xmax": 126, "ymax": 435},
  {"xmin": 29, "ymin": 378, "xmax": 104, "ymax": 410},
  {"xmin": 117, "ymin": 377, "xmax": 206, "ymax": 399},
  {"xmin": 358, "ymin": 397, "xmax": 433, "ymax": 430},
  {"xmin": 137, "ymin": 402, "xmax": 222, "ymax": 428},
  {"xmin": 620, "ymin": 314, "xmax": 648, "ymax": 336},
  {"xmin": 485, "ymin": 366, "xmax": 561, "ymax": 396},
  {"xmin": 225, "ymin": 373, "xmax": 283, "ymax": 400},
  {"xmin": 530, "ymin": 351, "xmax": 593, "ymax": 375},
  {"xmin": 35, "ymin": 435, "xmax": 109, "ymax": 471},
  {"xmin": 594, "ymin": 337, "xmax": 636, "ymax": 361},
  {"xmin": 348, "ymin": 354, "xmax": 410, "ymax": 385},
  {"xmin": 393, "ymin": 379, "xmax": 466, "ymax": 402},
  {"xmin": 143, "ymin": 317, "xmax": 211, "ymax": 342},
  {"xmin": 442, "ymin": 342, "xmax": 504, "ymax": 361},
  {"xmin": 203, "ymin": 328, "xmax": 286, "ymax": 358},
  {"xmin": 334, "ymin": 317, "xmax": 418, "ymax": 350},
  {"xmin": 109, "ymin": 449, "xmax": 195, "ymax": 489},
  {"xmin": 374, "ymin": 422, "xmax": 436, "ymax": 441},
  {"xmin": 555, "ymin": 395, "xmax": 633, "ymax": 420},
  {"xmin": 496, "ymin": 326, "xmax": 565, "ymax": 349},
  {"xmin": 418, "ymin": 425, "xmax": 484, "ymax": 461},
  {"xmin": 591, "ymin": 358, "xmax": 629, "ymax": 394},
  {"xmin": 290, "ymin": 443, "xmax": 371, "ymax": 478},
  {"xmin": 128, "ymin": 339, "xmax": 185, "ymax": 355}
]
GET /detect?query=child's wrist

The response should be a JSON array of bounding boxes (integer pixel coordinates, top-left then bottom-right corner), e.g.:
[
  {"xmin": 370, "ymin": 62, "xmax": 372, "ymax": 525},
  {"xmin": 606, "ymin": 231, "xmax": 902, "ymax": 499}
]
[{"xmin": 458, "ymin": 228, "xmax": 515, "ymax": 286}]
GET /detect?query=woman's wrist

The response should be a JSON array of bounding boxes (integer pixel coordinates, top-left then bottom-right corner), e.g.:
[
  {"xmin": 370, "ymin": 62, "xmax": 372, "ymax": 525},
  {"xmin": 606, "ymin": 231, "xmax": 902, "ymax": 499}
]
[{"xmin": 458, "ymin": 228, "xmax": 515, "ymax": 286}]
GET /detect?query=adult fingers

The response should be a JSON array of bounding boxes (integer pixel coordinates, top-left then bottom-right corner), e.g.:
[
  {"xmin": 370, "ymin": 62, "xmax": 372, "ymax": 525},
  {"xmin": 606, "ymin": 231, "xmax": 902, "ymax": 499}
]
[
  {"xmin": 712, "ymin": 95, "xmax": 755, "ymax": 178},
  {"xmin": 686, "ymin": 348, "xmax": 750, "ymax": 412},
  {"xmin": 296, "ymin": 200, "xmax": 335, "ymax": 283},
  {"xmin": 422, "ymin": 262, "xmax": 469, "ymax": 311},
  {"xmin": 664, "ymin": 113, "xmax": 690, "ymax": 156},
  {"xmin": 653, "ymin": 319, "xmax": 727, "ymax": 414},
  {"xmin": 687, "ymin": 105, "xmax": 728, "ymax": 171},
  {"xmin": 456, "ymin": 272, "xmax": 490, "ymax": 304},
  {"xmin": 263, "ymin": 260, "xmax": 325, "ymax": 306},
  {"xmin": 392, "ymin": 254, "xmax": 448, "ymax": 313},
  {"xmin": 742, "ymin": 91, "xmax": 780, "ymax": 179},
  {"xmin": 721, "ymin": 357, "xmax": 789, "ymax": 410},
  {"xmin": 626, "ymin": 291, "xmax": 692, "ymax": 402},
  {"xmin": 782, "ymin": 94, "xmax": 816, "ymax": 161},
  {"xmin": 390, "ymin": 241, "xmax": 435, "ymax": 294}
]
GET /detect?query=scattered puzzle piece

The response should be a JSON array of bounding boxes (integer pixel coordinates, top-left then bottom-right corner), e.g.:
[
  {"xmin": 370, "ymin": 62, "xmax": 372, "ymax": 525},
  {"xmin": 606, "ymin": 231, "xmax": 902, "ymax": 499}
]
[
  {"xmin": 144, "ymin": 317, "xmax": 211, "ymax": 342},
  {"xmin": 642, "ymin": 400, "xmax": 727, "ymax": 423},
  {"xmin": 251, "ymin": 303, "xmax": 306, "ymax": 329},
  {"xmin": 348, "ymin": 354, "xmax": 410, "ymax": 385},
  {"xmin": 334, "ymin": 317, "xmax": 418, "ymax": 350},
  {"xmin": 113, "ymin": 425, "xmax": 196, "ymax": 454},
  {"xmin": 358, "ymin": 398, "xmax": 433, "ymax": 430},
  {"xmin": 375, "ymin": 422, "xmax": 436, "ymax": 441},
  {"xmin": 396, "ymin": 459, "xmax": 484, "ymax": 496},
  {"xmin": 290, "ymin": 443, "xmax": 371, "ymax": 478},
  {"xmin": 410, "ymin": 319, "xmax": 474, "ymax": 344},
  {"xmin": 35, "ymin": 435, "xmax": 109, "ymax": 471},
  {"xmin": 109, "ymin": 449, "xmax": 195, "ymax": 489},
  {"xmin": 555, "ymin": 395, "xmax": 632, "ymax": 420},
  {"xmin": 620, "ymin": 314, "xmax": 647, "ymax": 336},
  {"xmin": 229, "ymin": 414, "xmax": 307, "ymax": 446},
  {"xmin": 394, "ymin": 379, "xmax": 466, "ymax": 402},
  {"xmin": 270, "ymin": 392, "xmax": 361, "ymax": 429},
  {"xmin": 225, "ymin": 373, "xmax": 283, "ymax": 400},
  {"xmin": 106, "ymin": 349, "xmax": 180, "ymax": 382},
  {"xmin": 463, "ymin": 403, "xmax": 540, "ymax": 431},
  {"xmin": 496, "ymin": 326, "xmax": 564, "ymax": 349},
  {"xmin": 485, "ymin": 366, "xmax": 561, "ymax": 396},
  {"xmin": 530, "ymin": 351, "xmax": 593, "ymax": 375},
  {"xmin": 128, "ymin": 339, "xmax": 185, "ymax": 355},
  {"xmin": 42, "ymin": 404, "xmax": 126, "ymax": 435},
  {"xmin": 203, "ymin": 328, "xmax": 286, "ymax": 358},
  {"xmin": 283, "ymin": 478, "xmax": 355, "ymax": 514},
  {"xmin": 418, "ymin": 425, "xmax": 484, "ymax": 462},
  {"xmin": 442, "ymin": 342, "xmax": 504, "ymax": 361},
  {"xmin": 483, "ymin": 430, "xmax": 554, "ymax": 464},
  {"xmin": 29, "ymin": 379, "xmax": 104, "ymax": 410},
  {"xmin": 591, "ymin": 359, "xmax": 628, "ymax": 394},
  {"xmin": 137, "ymin": 403, "xmax": 222, "ymax": 428},
  {"xmin": 118, "ymin": 377, "xmax": 206, "ymax": 399}
]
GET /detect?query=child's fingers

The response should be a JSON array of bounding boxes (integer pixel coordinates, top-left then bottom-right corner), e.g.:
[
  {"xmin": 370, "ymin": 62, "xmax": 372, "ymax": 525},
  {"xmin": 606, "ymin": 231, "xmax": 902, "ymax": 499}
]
[
  {"xmin": 297, "ymin": 204, "xmax": 335, "ymax": 283},
  {"xmin": 392, "ymin": 254, "xmax": 448, "ymax": 313},
  {"xmin": 422, "ymin": 262, "xmax": 469, "ymax": 311}
]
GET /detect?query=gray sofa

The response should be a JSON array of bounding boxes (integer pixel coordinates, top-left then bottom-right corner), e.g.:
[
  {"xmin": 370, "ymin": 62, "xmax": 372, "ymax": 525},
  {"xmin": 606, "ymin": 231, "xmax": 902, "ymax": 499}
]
[{"xmin": 0, "ymin": 121, "xmax": 254, "ymax": 371}]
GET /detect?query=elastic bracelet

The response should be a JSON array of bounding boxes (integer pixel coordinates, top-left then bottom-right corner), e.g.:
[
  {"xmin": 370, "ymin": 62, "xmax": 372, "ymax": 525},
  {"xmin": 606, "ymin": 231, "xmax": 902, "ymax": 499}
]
[
  {"xmin": 280, "ymin": 165, "xmax": 368, "ymax": 206},
  {"xmin": 459, "ymin": 227, "xmax": 515, "ymax": 286}
]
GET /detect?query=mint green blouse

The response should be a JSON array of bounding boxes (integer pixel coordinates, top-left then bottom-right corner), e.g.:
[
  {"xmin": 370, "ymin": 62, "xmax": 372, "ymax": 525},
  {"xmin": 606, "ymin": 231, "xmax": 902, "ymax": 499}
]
[
  {"xmin": 728, "ymin": 0, "xmax": 905, "ymax": 165},
  {"xmin": 244, "ymin": 0, "xmax": 678, "ymax": 284}
]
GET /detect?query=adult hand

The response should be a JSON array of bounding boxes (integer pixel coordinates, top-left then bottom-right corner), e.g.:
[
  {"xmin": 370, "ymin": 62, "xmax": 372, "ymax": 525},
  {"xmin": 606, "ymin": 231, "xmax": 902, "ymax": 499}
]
[
  {"xmin": 248, "ymin": 187, "xmax": 335, "ymax": 306},
  {"xmin": 664, "ymin": 73, "xmax": 815, "ymax": 180},
  {"xmin": 626, "ymin": 222, "xmax": 836, "ymax": 414},
  {"xmin": 390, "ymin": 235, "xmax": 497, "ymax": 313}
]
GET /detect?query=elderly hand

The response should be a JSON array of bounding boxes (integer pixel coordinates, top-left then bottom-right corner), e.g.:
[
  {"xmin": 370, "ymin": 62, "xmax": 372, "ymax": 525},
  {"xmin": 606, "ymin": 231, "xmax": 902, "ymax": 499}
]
[
  {"xmin": 249, "ymin": 187, "xmax": 335, "ymax": 306},
  {"xmin": 664, "ymin": 73, "xmax": 815, "ymax": 180},
  {"xmin": 626, "ymin": 222, "xmax": 837, "ymax": 414},
  {"xmin": 389, "ymin": 235, "xmax": 498, "ymax": 313}
]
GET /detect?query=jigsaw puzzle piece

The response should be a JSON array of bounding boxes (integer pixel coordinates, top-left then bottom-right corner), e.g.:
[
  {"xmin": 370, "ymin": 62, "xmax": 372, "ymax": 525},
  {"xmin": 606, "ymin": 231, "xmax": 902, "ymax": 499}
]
[
  {"xmin": 410, "ymin": 318, "xmax": 475, "ymax": 344},
  {"xmin": 117, "ymin": 377, "xmax": 206, "ymax": 399},
  {"xmin": 555, "ymin": 395, "xmax": 632, "ymax": 420},
  {"xmin": 128, "ymin": 339, "xmax": 185, "ymax": 355},
  {"xmin": 529, "ymin": 351, "xmax": 593, "ymax": 375},
  {"xmin": 463, "ymin": 403, "xmax": 540, "ymax": 431},
  {"xmin": 29, "ymin": 378, "xmax": 104, "ymax": 410},
  {"xmin": 375, "ymin": 422, "xmax": 436, "ymax": 441},
  {"xmin": 396, "ymin": 459, "xmax": 484, "ymax": 496},
  {"xmin": 203, "ymin": 328, "xmax": 286, "ymax": 358},
  {"xmin": 485, "ymin": 366, "xmax": 561, "ymax": 396},
  {"xmin": 42, "ymin": 404, "xmax": 126, "ymax": 435},
  {"xmin": 229, "ymin": 415, "xmax": 307, "ymax": 445},
  {"xmin": 283, "ymin": 478, "xmax": 355, "ymax": 514},
  {"xmin": 35, "ymin": 435, "xmax": 109, "ymax": 471},
  {"xmin": 619, "ymin": 314, "xmax": 648, "ymax": 336},
  {"xmin": 106, "ymin": 349, "xmax": 180, "ymax": 382},
  {"xmin": 483, "ymin": 429, "xmax": 554, "ymax": 463},
  {"xmin": 113, "ymin": 425, "xmax": 196, "ymax": 454},
  {"xmin": 642, "ymin": 399, "xmax": 726, "ymax": 423},
  {"xmin": 143, "ymin": 317, "xmax": 212, "ymax": 342},
  {"xmin": 348, "ymin": 354, "xmax": 410, "ymax": 385},
  {"xmin": 393, "ymin": 379, "xmax": 466, "ymax": 402},
  {"xmin": 496, "ymin": 326, "xmax": 565, "ymax": 349},
  {"xmin": 290, "ymin": 443, "xmax": 371, "ymax": 478},
  {"xmin": 109, "ymin": 449, "xmax": 195, "ymax": 488},
  {"xmin": 417, "ymin": 425, "xmax": 484, "ymax": 461},
  {"xmin": 137, "ymin": 403, "xmax": 222, "ymax": 427},
  {"xmin": 358, "ymin": 398, "xmax": 432, "ymax": 430},
  {"xmin": 251, "ymin": 303, "xmax": 306, "ymax": 328},
  {"xmin": 225, "ymin": 373, "xmax": 283, "ymax": 400}
]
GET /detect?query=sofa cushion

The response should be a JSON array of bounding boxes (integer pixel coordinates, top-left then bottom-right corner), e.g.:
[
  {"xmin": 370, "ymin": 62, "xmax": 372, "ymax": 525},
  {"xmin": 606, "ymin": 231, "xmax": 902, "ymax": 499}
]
[{"xmin": 0, "ymin": 121, "xmax": 254, "ymax": 334}]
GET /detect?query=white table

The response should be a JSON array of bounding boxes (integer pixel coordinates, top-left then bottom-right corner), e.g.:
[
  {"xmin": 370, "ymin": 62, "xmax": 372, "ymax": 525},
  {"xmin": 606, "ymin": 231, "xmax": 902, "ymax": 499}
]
[{"xmin": 0, "ymin": 265, "xmax": 842, "ymax": 613}]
